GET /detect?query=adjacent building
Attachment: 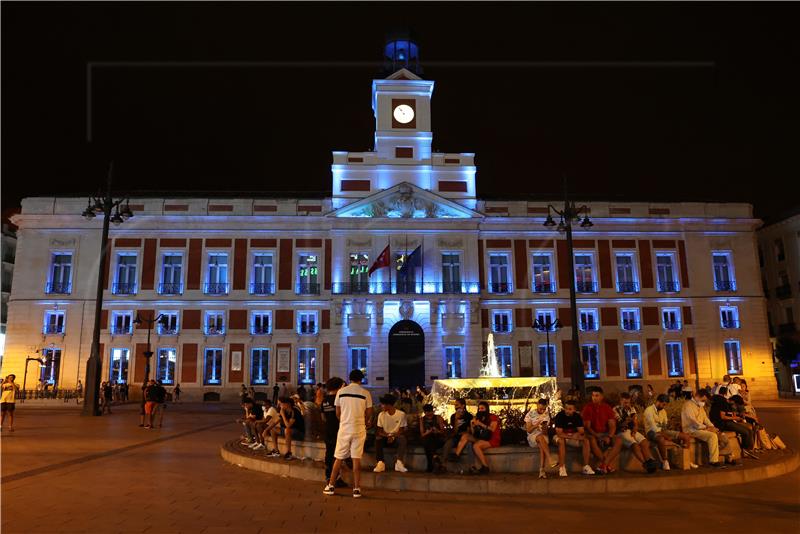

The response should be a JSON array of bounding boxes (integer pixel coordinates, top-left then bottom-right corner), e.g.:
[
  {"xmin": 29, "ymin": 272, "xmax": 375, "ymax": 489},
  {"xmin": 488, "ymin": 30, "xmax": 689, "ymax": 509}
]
[{"xmin": 1, "ymin": 222, "xmax": 17, "ymax": 367}]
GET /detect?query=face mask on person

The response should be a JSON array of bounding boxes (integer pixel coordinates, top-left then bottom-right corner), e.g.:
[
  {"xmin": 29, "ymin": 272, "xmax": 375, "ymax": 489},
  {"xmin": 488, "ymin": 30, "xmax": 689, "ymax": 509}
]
[{"xmin": 694, "ymin": 399, "xmax": 705, "ymax": 407}]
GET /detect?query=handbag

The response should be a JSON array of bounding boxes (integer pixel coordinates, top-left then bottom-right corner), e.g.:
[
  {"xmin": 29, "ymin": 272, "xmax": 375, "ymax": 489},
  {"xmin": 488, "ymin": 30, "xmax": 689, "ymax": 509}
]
[
  {"xmin": 757, "ymin": 428, "xmax": 774, "ymax": 450},
  {"xmin": 474, "ymin": 426, "xmax": 493, "ymax": 441},
  {"xmin": 771, "ymin": 435, "xmax": 787, "ymax": 450}
]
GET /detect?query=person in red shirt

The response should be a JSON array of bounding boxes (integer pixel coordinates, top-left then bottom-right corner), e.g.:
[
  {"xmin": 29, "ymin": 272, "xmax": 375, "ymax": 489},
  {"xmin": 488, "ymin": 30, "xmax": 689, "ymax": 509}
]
[{"xmin": 581, "ymin": 387, "xmax": 623, "ymax": 474}]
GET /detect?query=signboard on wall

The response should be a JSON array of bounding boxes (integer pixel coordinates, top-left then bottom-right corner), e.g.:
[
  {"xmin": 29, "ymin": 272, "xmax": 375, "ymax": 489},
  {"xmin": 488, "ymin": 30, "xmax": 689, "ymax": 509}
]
[
  {"xmin": 231, "ymin": 351, "xmax": 242, "ymax": 372},
  {"xmin": 276, "ymin": 345, "xmax": 291, "ymax": 383}
]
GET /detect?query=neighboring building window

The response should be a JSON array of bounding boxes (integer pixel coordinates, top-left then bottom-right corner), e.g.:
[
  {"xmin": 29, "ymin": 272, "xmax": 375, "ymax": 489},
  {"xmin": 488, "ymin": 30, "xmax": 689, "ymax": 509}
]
[
  {"xmin": 488, "ymin": 253, "xmax": 511, "ymax": 293},
  {"xmin": 251, "ymin": 348, "xmax": 270, "ymax": 385},
  {"xmin": 538, "ymin": 345, "xmax": 557, "ymax": 377},
  {"xmin": 712, "ymin": 252, "xmax": 736, "ymax": 291},
  {"xmin": 491, "ymin": 310, "xmax": 513, "ymax": 333},
  {"xmin": 111, "ymin": 311, "xmax": 133, "ymax": 335},
  {"xmin": 495, "ymin": 345, "xmax": 513, "ymax": 377},
  {"xmin": 620, "ymin": 308, "xmax": 640, "ymax": 331},
  {"xmin": 40, "ymin": 347, "xmax": 62, "ymax": 386},
  {"xmin": 43, "ymin": 310, "xmax": 66, "ymax": 334},
  {"xmin": 109, "ymin": 348, "xmax": 130, "ymax": 383},
  {"xmin": 47, "ymin": 253, "xmax": 72, "ymax": 294},
  {"xmin": 532, "ymin": 253, "xmax": 555, "ymax": 293},
  {"xmin": 158, "ymin": 311, "xmax": 179, "ymax": 335},
  {"xmin": 114, "ymin": 253, "xmax": 138, "ymax": 295},
  {"xmin": 251, "ymin": 253, "xmax": 274, "ymax": 295},
  {"xmin": 720, "ymin": 306, "xmax": 740, "ymax": 329},
  {"xmin": 160, "ymin": 253, "xmax": 183, "ymax": 295},
  {"xmin": 251, "ymin": 311, "xmax": 272, "ymax": 335},
  {"xmin": 579, "ymin": 309, "xmax": 599, "ymax": 332},
  {"xmin": 206, "ymin": 253, "xmax": 229, "ymax": 294},
  {"xmin": 774, "ymin": 238, "xmax": 785, "ymax": 262},
  {"xmin": 615, "ymin": 253, "xmax": 639, "ymax": 293},
  {"xmin": 297, "ymin": 253, "xmax": 319, "ymax": 294},
  {"xmin": 666, "ymin": 342, "xmax": 684, "ymax": 377},
  {"xmin": 724, "ymin": 340, "xmax": 742, "ymax": 375},
  {"xmin": 441, "ymin": 252, "xmax": 462, "ymax": 293},
  {"xmin": 582, "ymin": 344, "xmax": 600, "ymax": 379},
  {"xmin": 656, "ymin": 253, "xmax": 679, "ymax": 292},
  {"xmin": 298, "ymin": 348, "xmax": 316, "ymax": 384},
  {"xmin": 350, "ymin": 347, "xmax": 369, "ymax": 383},
  {"xmin": 298, "ymin": 311, "xmax": 318, "ymax": 335},
  {"xmin": 205, "ymin": 311, "xmax": 225, "ymax": 335},
  {"xmin": 624, "ymin": 343, "xmax": 643, "ymax": 378},
  {"xmin": 534, "ymin": 309, "xmax": 557, "ymax": 331},
  {"xmin": 156, "ymin": 348, "xmax": 177, "ymax": 385},
  {"xmin": 574, "ymin": 253, "xmax": 596, "ymax": 293},
  {"xmin": 662, "ymin": 308, "xmax": 682, "ymax": 331},
  {"xmin": 444, "ymin": 346, "xmax": 462, "ymax": 378},
  {"xmin": 203, "ymin": 348, "xmax": 223, "ymax": 385},
  {"xmin": 349, "ymin": 253, "xmax": 370, "ymax": 293}
]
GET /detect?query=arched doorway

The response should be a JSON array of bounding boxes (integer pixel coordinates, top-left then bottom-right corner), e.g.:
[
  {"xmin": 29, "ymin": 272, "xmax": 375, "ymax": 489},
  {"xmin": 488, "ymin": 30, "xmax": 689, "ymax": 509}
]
[{"xmin": 388, "ymin": 320, "xmax": 425, "ymax": 390}]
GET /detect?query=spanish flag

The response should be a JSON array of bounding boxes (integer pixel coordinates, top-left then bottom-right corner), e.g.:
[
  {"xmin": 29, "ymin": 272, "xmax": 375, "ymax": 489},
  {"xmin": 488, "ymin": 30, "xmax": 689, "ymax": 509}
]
[{"xmin": 368, "ymin": 244, "xmax": 391, "ymax": 276}]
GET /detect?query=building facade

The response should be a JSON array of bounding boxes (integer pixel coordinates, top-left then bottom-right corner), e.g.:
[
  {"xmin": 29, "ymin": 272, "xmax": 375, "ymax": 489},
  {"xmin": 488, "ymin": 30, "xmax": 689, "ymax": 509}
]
[
  {"xmin": 1, "ymin": 222, "xmax": 17, "ymax": 366},
  {"xmin": 2, "ymin": 65, "xmax": 778, "ymax": 400}
]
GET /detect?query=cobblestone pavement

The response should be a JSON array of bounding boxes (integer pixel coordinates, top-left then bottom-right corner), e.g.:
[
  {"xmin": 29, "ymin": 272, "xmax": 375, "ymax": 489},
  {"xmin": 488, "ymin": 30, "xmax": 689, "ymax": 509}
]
[{"xmin": 2, "ymin": 401, "xmax": 799, "ymax": 534}]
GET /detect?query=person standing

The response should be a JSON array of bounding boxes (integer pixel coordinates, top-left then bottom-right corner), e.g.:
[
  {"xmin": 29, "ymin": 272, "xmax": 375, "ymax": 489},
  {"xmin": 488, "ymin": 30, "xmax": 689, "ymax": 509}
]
[
  {"xmin": 173, "ymin": 383, "xmax": 181, "ymax": 403},
  {"xmin": 321, "ymin": 377, "xmax": 347, "ymax": 486},
  {"xmin": 76, "ymin": 379, "xmax": 83, "ymax": 399},
  {"xmin": 272, "ymin": 383, "xmax": 280, "ymax": 405},
  {"xmin": 101, "ymin": 381, "xmax": 113, "ymax": 414},
  {"xmin": 143, "ymin": 380, "xmax": 158, "ymax": 428},
  {"xmin": 154, "ymin": 381, "xmax": 168, "ymax": 428},
  {"xmin": 323, "ymin": 369, "xmax": 373, "ymax": 498},
  {"xmin": 1, "ymin": 375, "xmax": 20, "ymax": 432}
]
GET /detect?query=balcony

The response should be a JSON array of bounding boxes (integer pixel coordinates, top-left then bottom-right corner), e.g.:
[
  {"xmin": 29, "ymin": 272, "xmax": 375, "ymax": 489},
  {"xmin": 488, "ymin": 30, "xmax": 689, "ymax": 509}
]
[
  {"xmin": 296, "ymin": 282, "xmax": 321, "ymax": 295},
  {"xmin": 576, "ymin": 281, "xmax": 598, "ymax": 293},
  {"xmin": 776, "ymin": 284, "xmax": 792, "ymax": 300},
  {"xmin": 111, "ymin": 326, "xmax": 133, "ymax": 336},
  {"xmin": 779, "ymin": 322, "xmax": 797, "ymax": 335},
  {"xmin": 205, "ymin": 327, "xmax": 225, "ymax": 336},
  {"xmin": 395, "ymin": 279, "xmax": 422, "ymax": 294},
  {"xmin": 621, "ymin": 320, "xmax": 640, "ymax": 332},
  {"xmin": 438, "ymin": 281, "xmax": 472, "ymax": 294},
  {"xmin": 45, "ymin": 282, "xmax": 71, "ymax": 295},
  {"xmin": 714, "ymin": 280, "xmax": 737, "ymax": 292},
  {"xmin": 251, "ymin": 325, "xmax": 271, "ymax": 336},
  {"xmin": 158, "ymin": 327, "xmax": 178, "ymax": 336},
  {"xmin": 204, "ymin": 283, "xmax": 229, "ymax": 295},
  {"xmin": 488, "ymin": 282, "xmax": 513, "ymax": 294},
  {"xmin": 617, "ymin": 281, "xmax": 639, "ymax": 293},
  {"xmin": 250, "ymin": 282, "xmax": 275, "ymax": 295},
  {"xmin": 663, "ymin": 321, "xmax": 682, "ymax": 331},
  {"xmin": 43, "ymin": 325, "xmax": 64, "ymax": 335},
  {"xmin": 721, "ymin": 319, "xmax": 740, "ymax": 329},
  {"xmin": 532, "ymin": 281, "xmax": 556, "ymax": 294},
  {"xmin": 657, "ymin": 280, "xmax": 680, "ymax": 293},
  {"xmin": 579, "ymin": 320, "xmax": 599, "ymax": 332},
  {"xmin": 159, "ymin": 283, "xmax": 183, "ymax": 295},
  {"xmin": 112, "ymin": 283, "xmax": 137, "ymax": 295}
]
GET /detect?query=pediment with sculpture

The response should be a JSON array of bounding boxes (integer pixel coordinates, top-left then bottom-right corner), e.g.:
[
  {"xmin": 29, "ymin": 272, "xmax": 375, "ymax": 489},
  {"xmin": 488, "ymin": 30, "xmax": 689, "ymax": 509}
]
[{"xmin": 331, "ymin": 182, "xmax": 480, "ymax": 219}]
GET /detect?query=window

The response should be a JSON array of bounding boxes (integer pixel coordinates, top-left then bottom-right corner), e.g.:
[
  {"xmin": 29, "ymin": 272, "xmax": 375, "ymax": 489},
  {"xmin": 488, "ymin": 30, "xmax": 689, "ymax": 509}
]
[
  {"xmin": 251, "ymin": 311, "xmax": 272, "ymax": 335},
  {"xmin": 156, "ymin": 348, "xmax": 177, "ymax": 385},
  {"xmin": 111, "ymin": 311, "xmax": 133, "ymax": 335},
  {"xmin": 656, "ymin": 253, "xmax": 679, "ymax": 292},
  {"xmin": 724, "ymin": 340, "xmax": 742, "ymax": 375},
  {"xmin": 532, "ymin": 253, "xmax": 555, "ymax": 293},
  {"xmin": 582, "ymin": 344, "xmax": 600, "ymax": 379},
  {"xmin": 114, "ymin": 253, "xmax": 138, "ymax": 295},
  {"xmin": 775, "ymin": 238, "xmax": 785, "ymax": 262},
  {"xmin": 350, "ymin": 347, "xmax": 369, "ymax": 383},
  {"xmin": 624, "ymin": 343, "xmax": 643, "ymax": 378},
  {"xmin": 579, "ymin": 309, "xmax": 599, "ymax": 332},
  {"xmin": 491, "ymin": 310, "xmax": 512, "ymax": 333},
  {"xmin": 251, "ymin": 348, "xmax": 270, "ymax": 385},
  {"xmin": 495, "ymin": 346, "xmax": 513, "ymax": 377},
  {"xmin": 47, "ymin": 253, "xmax": 72, "ymax": 294},
  {"xmin": 620, "ymin": 308, "xmax": 640, "ymax": 331},
  {"xmin": 615, "ymin": 253, "xmax": 639, "ymax": 293},
  {"xmin": 40, "ymin": 347, "xmax": 62, "ymax": 386},
  {"xmin": 666, "ymin": 342, "xmax": 684, "ymax": 377},
  {"xmin": 662, "ymin": 308, "xmax": 682, "ymax": 331},
  {"xmin": 538, "ymin": 345, "xmax": 557, "ymax": 377},
  {"xmin": 534, "ymin": 309, "xmax": 557, "ymax": 331},
  {"xmin": 712, "ymin": 252, "xmax": 736, "ymax": 291},
  {"xmin": 574, "ymin": 253, "xmax": 596, "ymax": 293},
  {"xmin": 349, "ymin": 253, "xmax": 370, "ymax": 293},
  {"xmin": 251, "ymin": 253, "xmax": 274, "ymax": 294},
  {"xmin": 203, "ymin": 348, "xmax": 223, "ymax": 385},
  {"xmin": 441, "ymin": 253, "xmax": 462, "ymax": 293},
  {"xmin": 488, "ymin": 253, "xmax": 511, "ymax": 293},
  {"xmin": 720, "ymin": 306, "xmax": 740, "ymax": 329},
  {"xmin": 43, "ymin": 310, "xmax": 66, "ymax": 334},
  {"xmin": 297, "ymin": 253, "xmax": 319, "ymax": 294},
  {"xmin": 160, "ymin": 253, "xmax": 183, "ymax": 295},
  {"xmin": 444, "ymin": 346, "xmax": 462, "ymax": 378},
  {"xmin": 109, "ymin": 348, "xmax": 130, "ymax": 383},
  {"xmin": 158, "ymin": 312, "xmax": 179, "ymax": 335},
  {"xmin": 298, "ymin": 311, "xmax": 318, "ymax": 335},
  {"xmin": 205, "ymin": 311, "xmax": 225, "ymax": 335},
  {"xmin": 298, "ymin": 348, "xmax": 316, "ymax": 384},
  {"xmin": 206, "ymin": 253, "xmax": 229, "ymax": 294}
]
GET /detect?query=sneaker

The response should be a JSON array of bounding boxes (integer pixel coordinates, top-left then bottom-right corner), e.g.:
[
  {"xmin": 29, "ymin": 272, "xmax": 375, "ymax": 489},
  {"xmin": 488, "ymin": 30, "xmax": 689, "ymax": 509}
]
[
  {"xmin": 240, "ymin": 440, "xmax": 253, "ymax": 446},
  {"xmin": 594, "ymin": 464, "xmax": 605, "ymax": 475},
  {"xmin": 709, "ymin": 462, "xmax": 728, "ymax": 469},
  {"xmin": 559, "ymin": 465, "xmax": 568, "ymax": 477},
  {"xmin": 373, "ymin": 461, "xmax": 386, "ymax": 473},
  {"xmin": 352, "ymin": 488, "xmax": 362, "ymax": 498},
  {"xmin": 662, "ymin": 460, "xmax": 671, "ymax": 471},
  {"xmin": 322, "ymin": 484, "xmax": 335, "ymax": 496},
  {"xmin": 284, "ymin": 452, "xmax": 294, "ymax": 460},
  {"xmin": 743, "ymin": 449, "xmax": 759, "ymax": 460},
  {"xmin": 394, "ymin": 460, "xmax": 408, "ymax": 473},
  {"xmin": 689, "ymin": 462, "xmax": 699, "ymax": 469},
  {"xmin": 539, "ymin": 469, "xmax": 547, "ymax": 479},
  {"xmin": 478, "ymin": 465, "xmax": 490, "ymax": 475},
  {"xmin": 267, "ymin": 450, "xmax": 281, "ymax": 458},
  {"xmin": 582, "ymin": 465, "xmax": 596, "ymax": 475},
  {"xmin": 252, "ymin": 443, "xmax": 265, "ymax": 451}
]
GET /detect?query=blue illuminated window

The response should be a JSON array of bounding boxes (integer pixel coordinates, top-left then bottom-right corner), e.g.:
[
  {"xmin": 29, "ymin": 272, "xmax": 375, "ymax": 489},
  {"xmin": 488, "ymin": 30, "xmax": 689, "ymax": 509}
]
[
  {"xmin": 298, "ymin": 348, "xmax": 316, "ymax": 384},
  {"xmin": 666, "ymin": 342, "xmax": 684, "ymax": 377},
  {"xmin": 492, "ymin": 310, "xmax": 513, "ymax": 333},
  {"xmin": 111, "ymin": 311, "xmax": 134, "ymax": 335},
  {"xmin": 251, "ymin": 348, "xmax": 269, "ymax": 385},
  {"xmin": 39, "ymin": 347, "xmax": 62, "ymax": 386},
  {"xmin": 582, "ymin": 344, "xmax": 600, "ymax": 379},
  {"xmin": 298, "ymin": 311, "xmax": 318, "ymax": 335},
  {"xmin": 205, "ymin": 311, "xmax": 225, "ymax": 335},
  {"xmin": 574, "ymin": 253, "xmax": 597, "ymax": 293},
  {"xmin": 724, "ymin": 340, "xmax": 742, "ymax": 375},
  {"xmin": 43, "ymin": 310, "xmax": 65, "ymax": 334},
  {"xmin": 252, "ymin": 253, "xmax": 274, "ymax": 294},
  {"xmin": 488, "ymin": 253, "xmax": 512, "ymax": 293},
  {"xmin": 712, "ymin": 252, "xmax": 736, "ymax": 291},
  {"xmin": 158, "ymin": 311, "xmax": 179, "ymax": 335},
  {"xmin": 656, "ymin": 253, "xmax": 680, "ymax": 292},
  {"xmin": 351, "ymin": 347, "xmax": 369, "ymax": 383},
  {"xmin": 109, "ymin": 348, "xmax": 130, "ymax": 384},
  {"xmin": 532, "ymin": 253, "xmax": 555, "ymax": 293},
  {"xmin": 624, "ymin": 343, "xmax": 642, "ymax": 378},
  {"xmin": 114, "ymin": 253, "xmax": 138, "ymax": 295},
  {"xmin": 615, "ymin": 253, "xmax": 639, "ymax": 293},
  {"xmin": 203, "ymin": 348, "xmax": 223, "ymax": 385},
  {"xmin": 495, "ymin": 345, "xmax": 513, "ymax": 377},
  {"xmin": 251, "ymin": 311, "xmax": 271, "ymax": 335},
  {"xmin": 720, "ymin": 306, "xmax": 740, "ymax": 329},
  {"xmin": 47, "ymin": 253, "xmax": 72, "ymax": 294},
  {"xmin": 579, "ymin": 309, "xmax": 599, "ymax": 332},
  {"xmin": 621, "ymin": 308, "xmax": 640, "ymax": 331},
  {"xmin": 160, "ymin": 253, "xmax": 183, "ymax": 295},
  {"xmin": 444, "ymin": 346, "xmax": 462, "ymax": 378},
  {"xmin": 662, "ymin": 308, "xmax": 682, "ymax": 331},
  {"xmin": 156, "ymin": 348, "xmax": 177, "ymax": 385},
  {"xmin": 534, "ymin": 309, "xmax": 557, "ymax": 331},
  {"xmin": 205, "ymin": 253, "xmax": 228, "ymax": 294},
  {"xmin": 538, "ymin": 345, "xmax": 557, "ymax": 377}
]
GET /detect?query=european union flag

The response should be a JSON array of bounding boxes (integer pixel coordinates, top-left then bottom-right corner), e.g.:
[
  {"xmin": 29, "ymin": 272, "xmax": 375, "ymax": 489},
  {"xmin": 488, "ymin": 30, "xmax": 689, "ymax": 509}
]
[{"xmin": 399, "ymin": 245, "xmax": 422, "ymax": 273}]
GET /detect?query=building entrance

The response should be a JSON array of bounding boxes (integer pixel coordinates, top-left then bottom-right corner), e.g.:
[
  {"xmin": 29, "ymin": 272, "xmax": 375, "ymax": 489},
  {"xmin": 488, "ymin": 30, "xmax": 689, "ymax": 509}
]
[{"xmin": 388, "ymin": 320, "xmax": 425, "ymax": 390}]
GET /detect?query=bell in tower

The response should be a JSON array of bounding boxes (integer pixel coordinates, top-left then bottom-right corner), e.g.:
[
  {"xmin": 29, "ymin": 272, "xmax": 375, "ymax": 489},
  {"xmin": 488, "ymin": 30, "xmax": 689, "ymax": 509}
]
[{"xmin": 383, "ymin": 31, "xmax": 422, "ymax": 77}]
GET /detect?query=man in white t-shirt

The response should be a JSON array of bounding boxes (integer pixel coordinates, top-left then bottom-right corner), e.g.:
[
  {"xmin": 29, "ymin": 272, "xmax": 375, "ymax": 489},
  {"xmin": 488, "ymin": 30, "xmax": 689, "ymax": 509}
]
[
  {"xmin": 323, "ymin": 369, "xmax": 373, "ymax": 498},
  {"xmin": 524, "ymin": 398, "xmax": 555, "ymax": 479},
  {"xmin": 373, "ymin": 394, "xmax": 409, "ymax": 473},
  {"xmin": 260, "ymin": 399, "xmax": 282, "ymax": 457},
  {"xmin": 726, "ymin": 378, "xmax": 741, "ymax": 399}
]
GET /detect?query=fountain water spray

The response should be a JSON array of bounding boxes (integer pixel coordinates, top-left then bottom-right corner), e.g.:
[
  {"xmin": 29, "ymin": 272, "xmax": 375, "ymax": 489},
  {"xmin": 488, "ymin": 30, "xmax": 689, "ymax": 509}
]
[{"xmin": 479, "ymin": 332, "xmax": 501, "ymax": 377}]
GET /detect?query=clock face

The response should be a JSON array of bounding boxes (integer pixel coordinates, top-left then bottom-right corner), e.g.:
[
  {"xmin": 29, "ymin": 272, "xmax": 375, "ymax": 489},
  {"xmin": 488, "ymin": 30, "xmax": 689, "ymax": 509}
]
[{"xmin": 393, "ymin": 104, "xmax": 415, "ymax": 124}]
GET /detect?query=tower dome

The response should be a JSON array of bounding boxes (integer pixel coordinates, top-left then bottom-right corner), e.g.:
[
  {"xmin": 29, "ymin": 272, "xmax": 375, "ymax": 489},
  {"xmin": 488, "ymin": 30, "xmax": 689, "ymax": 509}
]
[{"xmin": 383, "ymin": 32, "xmax": 421, "ymax": 76}]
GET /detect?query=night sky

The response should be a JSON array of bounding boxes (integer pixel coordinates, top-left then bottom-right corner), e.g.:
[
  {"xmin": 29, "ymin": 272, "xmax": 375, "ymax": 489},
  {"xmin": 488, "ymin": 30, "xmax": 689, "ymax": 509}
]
[{"xmin": 2, "ymin": 2, "xmax": 799, "ymax": 221}]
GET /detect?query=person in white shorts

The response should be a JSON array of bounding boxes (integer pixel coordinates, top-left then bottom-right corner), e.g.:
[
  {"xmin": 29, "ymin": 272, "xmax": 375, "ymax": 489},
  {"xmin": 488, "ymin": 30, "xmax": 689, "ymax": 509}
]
[
  {"xmin": 524, "ymin": 398, "xmax": 556, "ymax": 479},
  {"xmin": 323, "ymin": 369, "xmax": 373, "ymax": 498},
  {"xmin": 614, "ymin": 392, "xmax": 658, "ymax": 473}
]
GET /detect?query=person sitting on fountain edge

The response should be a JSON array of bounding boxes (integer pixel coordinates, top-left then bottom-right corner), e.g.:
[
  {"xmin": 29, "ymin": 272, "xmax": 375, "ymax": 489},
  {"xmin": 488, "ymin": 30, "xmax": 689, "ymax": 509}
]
[
  {"xmin": 553, "ymin": 400, "xmax": 595, "ymax": 476},
  {"xmin": 445, "ymin": 398, "xmax": 473, "ymax": 463},
  {"xmin": 373, "ymin": 394, "xmax": 409, "ymax": 473},
  {"xmin": 581, "ymin": 387, "xmax": 623, "ymax": 474},
  {"xmin": 524, "ymin": 398, "xmax": 557, "ymax": 478},
  {"xmin": 614, "ymin": 392, "xmax": 659, "ymax": 473}
]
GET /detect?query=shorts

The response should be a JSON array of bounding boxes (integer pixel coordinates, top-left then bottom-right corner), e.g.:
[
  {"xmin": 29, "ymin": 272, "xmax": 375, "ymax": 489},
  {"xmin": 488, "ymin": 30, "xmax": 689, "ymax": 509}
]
[
  {"xmin": 1, "ymin": 402, "xmax": 15, "ymax": 413},
  {"xmin": 527, "ymin": 432, "xmax": 549, "ymax": 448},
  {"xmin": 554, "ymin": 435, "xmax": 583, "ymax": 448},
  {"xmin": 647, "ymin": 429, "xmax": 680, "ymax": 442},
  {"xmin": 619, "ymin": 429, "xmax": 647, "ymax": 447},
  {"xmin": 334, "ymin": 429, "xmax": 367, "ymax": 460},
  {"xmin": 144, "ymin": 401, "xmax": 157, "ymax": 414}
]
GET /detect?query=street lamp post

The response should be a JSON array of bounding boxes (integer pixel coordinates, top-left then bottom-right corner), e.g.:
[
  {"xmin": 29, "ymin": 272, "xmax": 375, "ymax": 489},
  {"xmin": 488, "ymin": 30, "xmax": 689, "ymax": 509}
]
[
  {"xmin": 81, "ymin": 163, "xmax": 134, "ymax": 416},
  {"xmin": 134, "ymin": 312, "xmax": 166, "ymax": 391},
  {"xmin": 543, "ymin": 177, "xmax": 593, "ymax": 394},
  {"xmin": 21, "ymin": 355, "xmax": 46, "ymax": 402},
  {"xmin": 533, "ymin": 316, "xmax": 562, "ymax": 376}
]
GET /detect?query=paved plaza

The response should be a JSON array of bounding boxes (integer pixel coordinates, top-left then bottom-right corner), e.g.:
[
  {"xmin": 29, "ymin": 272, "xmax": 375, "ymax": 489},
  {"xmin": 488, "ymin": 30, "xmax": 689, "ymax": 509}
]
[{"xmin": 2, "ymin": 401, "xmax": 799, "ymax": 534}]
